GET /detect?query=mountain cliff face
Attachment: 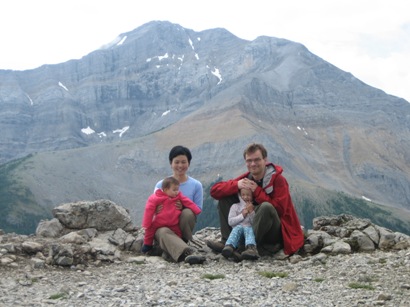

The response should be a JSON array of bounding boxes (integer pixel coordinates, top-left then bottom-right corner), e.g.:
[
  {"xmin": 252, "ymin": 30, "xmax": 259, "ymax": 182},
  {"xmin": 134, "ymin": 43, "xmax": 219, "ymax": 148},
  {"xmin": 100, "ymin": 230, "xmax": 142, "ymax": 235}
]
[
  {"xmin": 0, "ymin": 21, "xmax": 409, "ymax": 233},
  {"xmin": 0, "ymin": 22, "xmax": 251, "ymax": 162}
]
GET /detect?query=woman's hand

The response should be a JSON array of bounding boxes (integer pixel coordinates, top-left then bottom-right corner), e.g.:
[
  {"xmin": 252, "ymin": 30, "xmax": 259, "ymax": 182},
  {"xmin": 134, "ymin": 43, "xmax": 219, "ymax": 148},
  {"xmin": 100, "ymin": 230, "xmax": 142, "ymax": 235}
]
[
  {"xmin": 175, "ymin": 200, "xmax": 183, "ymax": 210},
  {"xmin": 155, "ymin": 204, "xmax": 163, "ymax": 214}
]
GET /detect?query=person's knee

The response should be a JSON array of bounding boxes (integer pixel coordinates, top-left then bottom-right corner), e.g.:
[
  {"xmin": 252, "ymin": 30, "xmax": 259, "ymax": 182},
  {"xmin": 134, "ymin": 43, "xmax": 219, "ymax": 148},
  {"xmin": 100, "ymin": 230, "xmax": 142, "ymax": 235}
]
[
  {"xmin": 155, "ymin": 227, "xmax": 171, "ymax": 237},
  {"xmin": 218, "ymin": 195, "xmax": 239, "ymax": 209},
  {"xmin": 180, "ymin": 208, "xmax": 195, "ymax": 227},
  {"xmin": 180, "ymin": 208, "xmax": 195, "ymax": 220},
  {"xmin": 257, "ymin": 202, "xmax": 277, "ymax": 215}
]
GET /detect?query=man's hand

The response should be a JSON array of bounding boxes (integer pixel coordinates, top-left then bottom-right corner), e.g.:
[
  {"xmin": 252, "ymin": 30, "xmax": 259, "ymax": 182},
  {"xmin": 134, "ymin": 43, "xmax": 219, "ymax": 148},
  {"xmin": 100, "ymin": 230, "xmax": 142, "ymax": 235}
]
[{"xmin": 238, "ymin": 178, "xmax": 258, "ymax": 192}]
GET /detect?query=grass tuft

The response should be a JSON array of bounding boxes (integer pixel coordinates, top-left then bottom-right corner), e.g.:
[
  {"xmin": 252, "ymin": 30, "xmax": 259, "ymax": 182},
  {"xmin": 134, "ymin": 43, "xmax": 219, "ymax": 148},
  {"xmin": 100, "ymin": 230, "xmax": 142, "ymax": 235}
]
[
  {"xmin": 348, "ymin": 282, "xmax": 375, "ymax": 290},
  {"xmin": 258, "ymin": 271, "xmax": 288, "ymax": 278},
  {"xmin": 201, "ymin": 273, "xmax": 225, "ymax": 280},
  {"xmin": 48, "ymin": 293, "xmax": 67, "ymax": 300}
]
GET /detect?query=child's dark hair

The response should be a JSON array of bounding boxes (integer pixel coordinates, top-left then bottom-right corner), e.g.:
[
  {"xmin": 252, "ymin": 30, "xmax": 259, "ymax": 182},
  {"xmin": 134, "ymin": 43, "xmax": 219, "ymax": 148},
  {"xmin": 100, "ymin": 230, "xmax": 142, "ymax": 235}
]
[
  {"xmin": 162, "ymin": 176, "xmax": 180, "ymax": 190},
  {"xmin": 169, "ymin": 145, "xmax": 192, "ymax": 164}
]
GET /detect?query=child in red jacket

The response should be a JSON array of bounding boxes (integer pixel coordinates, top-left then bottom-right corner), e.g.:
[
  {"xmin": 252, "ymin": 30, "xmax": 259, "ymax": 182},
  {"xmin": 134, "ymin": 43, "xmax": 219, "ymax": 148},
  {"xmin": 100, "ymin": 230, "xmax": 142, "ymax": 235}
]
[{"xmin": 141, "ymin": 176, "xmax": 201, "ymax": 253}]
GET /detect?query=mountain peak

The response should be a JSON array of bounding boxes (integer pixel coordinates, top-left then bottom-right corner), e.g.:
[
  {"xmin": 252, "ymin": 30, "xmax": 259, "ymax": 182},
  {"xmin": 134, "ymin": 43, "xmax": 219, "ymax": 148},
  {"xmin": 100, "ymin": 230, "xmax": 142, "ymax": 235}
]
[{"xmin": 0, "ymin": 21, "xmax": 409, "ymax": 235}]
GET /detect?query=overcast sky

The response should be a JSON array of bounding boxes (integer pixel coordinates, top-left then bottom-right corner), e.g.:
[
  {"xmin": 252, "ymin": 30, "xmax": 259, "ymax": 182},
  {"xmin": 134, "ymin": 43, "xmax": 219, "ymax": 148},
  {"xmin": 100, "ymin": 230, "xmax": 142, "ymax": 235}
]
[{"xmin": 1, "ymin": 0, "xmax": 409, "ymax": 102}]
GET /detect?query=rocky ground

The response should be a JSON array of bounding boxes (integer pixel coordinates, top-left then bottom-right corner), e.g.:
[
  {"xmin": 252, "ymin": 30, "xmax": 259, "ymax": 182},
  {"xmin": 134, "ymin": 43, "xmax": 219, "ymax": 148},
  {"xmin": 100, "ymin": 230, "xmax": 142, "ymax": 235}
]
[
  {"xmin": 1, "ymin": 238, "xmax": 410, "ymax": 306},
  {"xmin": 1, "ymin": 201, "xmax": 410, "ymax": 306}
]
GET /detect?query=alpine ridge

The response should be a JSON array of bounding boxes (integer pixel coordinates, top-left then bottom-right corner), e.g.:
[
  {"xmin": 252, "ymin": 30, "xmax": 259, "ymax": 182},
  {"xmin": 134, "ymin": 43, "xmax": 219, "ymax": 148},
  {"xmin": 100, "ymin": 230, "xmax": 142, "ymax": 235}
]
[{"xmin": 0, "ymin": 21, "xmax": 409, "ymax": 234}]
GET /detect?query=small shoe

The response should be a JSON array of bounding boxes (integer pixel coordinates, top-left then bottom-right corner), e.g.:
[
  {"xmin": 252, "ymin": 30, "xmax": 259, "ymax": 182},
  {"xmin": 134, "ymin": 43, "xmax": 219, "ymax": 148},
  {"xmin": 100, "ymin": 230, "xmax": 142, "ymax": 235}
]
[
  {"xmin": 231, "ymin": 250, "xmax": 243, "ymax": 262},
  {"xmin": 185, "ymin": 254, "xmax": 206, "ymax": 265},
  {"xmin": 241, "ymin": 244, "xmax": 260, "ymax": 260},
  {"xmin": 221, "ymin": 244, "xmax": 234, "ymax": 258},
  {"xmin": 206, "ymin": 240, "xmax": 225, "ymax": 253}
]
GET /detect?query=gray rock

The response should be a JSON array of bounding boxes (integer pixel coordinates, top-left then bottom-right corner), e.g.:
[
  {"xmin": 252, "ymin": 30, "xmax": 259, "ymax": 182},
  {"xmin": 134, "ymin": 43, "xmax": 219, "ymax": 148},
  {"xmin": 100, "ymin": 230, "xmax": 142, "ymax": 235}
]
[
  {"xmin": 36, "ymin": 218, "xmax": 64, "ymax": 238},
  {"xmin": 21, "ymin": 241, "xmax": 43, "ymax": 254},
  {"xmin": 377, "ymin": 226, "xmax": 396, "ymax": 250},
  {"xmin": 52, "ymin": 199, "xmax": 133, "ymax": 231},
  {"xmin": 59, "ymin": 232, "xmax": 88, "ymax": 244},
  {"xmin": 363, "ymin": 225, "xmax": 380, "ymax": 244},
  {"xmin": 349, "ymin": 229, "xmax": 376, "ymax": 252},
  {"xmin": 331, "ymin": 241, "xmax": 351, "ymax": 254}
]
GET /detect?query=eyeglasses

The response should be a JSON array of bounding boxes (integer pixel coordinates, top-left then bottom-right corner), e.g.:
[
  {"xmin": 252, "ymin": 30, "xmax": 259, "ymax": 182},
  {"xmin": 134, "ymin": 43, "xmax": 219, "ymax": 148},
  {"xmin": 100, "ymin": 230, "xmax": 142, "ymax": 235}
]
[{"xmin": 245, "ymin": 157, "xmax": 263, "ymax": 164}]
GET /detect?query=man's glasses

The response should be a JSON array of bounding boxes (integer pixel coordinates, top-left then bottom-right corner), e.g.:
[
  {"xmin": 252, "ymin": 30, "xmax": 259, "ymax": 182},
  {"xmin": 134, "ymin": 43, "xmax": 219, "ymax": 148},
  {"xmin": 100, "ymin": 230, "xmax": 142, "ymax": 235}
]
[{"xmin": 245, "ymin": 157, "xmax": 263, "ymax": 164}]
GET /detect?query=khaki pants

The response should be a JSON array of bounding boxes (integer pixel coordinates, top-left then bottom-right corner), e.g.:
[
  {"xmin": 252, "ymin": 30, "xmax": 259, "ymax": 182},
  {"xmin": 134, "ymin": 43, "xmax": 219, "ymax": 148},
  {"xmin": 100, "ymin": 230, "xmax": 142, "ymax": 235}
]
[
  {"xmin": 179, "ymin": 208, "xmax": 196, "ymax": 241},
  {"xmin": 217, "ymin": 196, "xmax": 282, "ymax": 245},
  {"xmin": 154, "ymin": 208, "xmax": 196, "ymax": 262}
]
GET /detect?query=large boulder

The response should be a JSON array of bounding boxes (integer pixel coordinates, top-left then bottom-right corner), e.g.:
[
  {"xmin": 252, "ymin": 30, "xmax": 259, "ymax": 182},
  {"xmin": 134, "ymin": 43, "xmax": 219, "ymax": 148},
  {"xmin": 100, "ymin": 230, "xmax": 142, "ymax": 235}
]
[{"xmin": 52, "ymin": 199, "xmax": 133, "ymax": 231}]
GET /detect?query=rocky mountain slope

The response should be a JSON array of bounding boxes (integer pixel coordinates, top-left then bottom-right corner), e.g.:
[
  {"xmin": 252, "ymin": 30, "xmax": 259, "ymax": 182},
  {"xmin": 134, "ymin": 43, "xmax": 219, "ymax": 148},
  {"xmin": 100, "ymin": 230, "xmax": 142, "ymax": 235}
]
[{"xmin": 0, "ymin": 21, "xmax": 409, "ymax": 234}]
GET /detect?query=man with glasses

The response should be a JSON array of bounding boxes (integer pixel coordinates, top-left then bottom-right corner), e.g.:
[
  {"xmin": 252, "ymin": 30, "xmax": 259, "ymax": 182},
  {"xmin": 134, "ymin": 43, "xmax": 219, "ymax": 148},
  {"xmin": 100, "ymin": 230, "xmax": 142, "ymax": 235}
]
[{"xmin": 207, "ymin": 143, "xmax": 304, "ymax": 258}]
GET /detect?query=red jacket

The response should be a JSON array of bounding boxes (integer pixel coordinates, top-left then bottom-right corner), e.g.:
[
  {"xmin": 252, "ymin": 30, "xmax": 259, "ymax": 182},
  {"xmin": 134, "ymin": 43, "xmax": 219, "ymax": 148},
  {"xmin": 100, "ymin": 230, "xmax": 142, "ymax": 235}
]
[
  {"xmin": 210, "ymin": 163, "xmax": 304, "ymax": 255},
  {"xmin": 142, "ymin": 189, "xmax": 201, "ymax": 229}
]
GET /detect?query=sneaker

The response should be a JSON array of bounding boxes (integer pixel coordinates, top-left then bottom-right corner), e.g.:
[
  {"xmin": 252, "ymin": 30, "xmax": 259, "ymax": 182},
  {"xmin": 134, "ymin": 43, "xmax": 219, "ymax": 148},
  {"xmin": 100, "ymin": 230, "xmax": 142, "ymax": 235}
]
[
  {"xmin": 241, "ymin": 245, "xmax": 260, "ymax": 260},
  {"xmin": 221, "ymin": 244, "xmax": 234, "ymax": 258},
  {"xmin": 185, "ymin": 254, "xmax": 206, "ymax": 265},
  {"xmin": 206, "ymin": 240, "xmax": 225, "ymax": 253}
]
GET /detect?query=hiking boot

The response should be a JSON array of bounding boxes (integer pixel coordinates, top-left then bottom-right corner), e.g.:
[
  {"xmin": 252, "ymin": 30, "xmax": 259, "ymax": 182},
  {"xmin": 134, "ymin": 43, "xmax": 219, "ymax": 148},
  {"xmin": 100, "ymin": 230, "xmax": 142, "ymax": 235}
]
[
  {"xmin": 221, "ymin": 244, "xmax": 234, "ymax": 258},
  {"xmin": 258, "ymin": 243, "xmax": 283, "ymax": 256},
  {"xmin": 241, "ymin": 245, "xmax": 260, "ymax": 260},
  {"xmin": 185, "ymin": 254, "xmax": 206, "ymax": 265},
  {"xmin": 206, "ymin": 240, "xmax": 225, "ymax": 253},
  {"xmin": 178, "ymin": 247, "xmax": 195, "ymax": 262},
  {"xmin": 147, "ymin": 243, "xmax": 163, "ymax": 256}
]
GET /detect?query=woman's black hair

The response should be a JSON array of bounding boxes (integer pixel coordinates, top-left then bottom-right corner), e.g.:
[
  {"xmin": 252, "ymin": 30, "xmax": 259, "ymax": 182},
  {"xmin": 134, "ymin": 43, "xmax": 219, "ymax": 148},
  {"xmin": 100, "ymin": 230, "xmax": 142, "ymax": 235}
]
[{"xmin": 169, "ymin": 145, "xmax": 192, "ymax": 164}]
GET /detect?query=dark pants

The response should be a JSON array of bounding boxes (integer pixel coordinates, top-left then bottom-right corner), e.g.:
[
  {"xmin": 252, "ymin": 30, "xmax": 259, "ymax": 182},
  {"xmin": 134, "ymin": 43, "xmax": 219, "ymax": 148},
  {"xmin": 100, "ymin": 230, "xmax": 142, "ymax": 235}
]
[{"xmin": 218, "ymin": 196, "xmax": 282, "ymax": 245}]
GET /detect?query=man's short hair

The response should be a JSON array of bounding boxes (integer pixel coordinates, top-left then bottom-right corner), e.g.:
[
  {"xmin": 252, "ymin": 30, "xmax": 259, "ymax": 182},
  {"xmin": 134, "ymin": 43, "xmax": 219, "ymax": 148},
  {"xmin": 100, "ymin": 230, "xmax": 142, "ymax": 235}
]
[
  {"xmin": 243, "ymin": 143, "xmax": 268, "ymax": 159},
  {"xmin": 162, "ymin": 176, "xmax": 180, "ymax": 190}
]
